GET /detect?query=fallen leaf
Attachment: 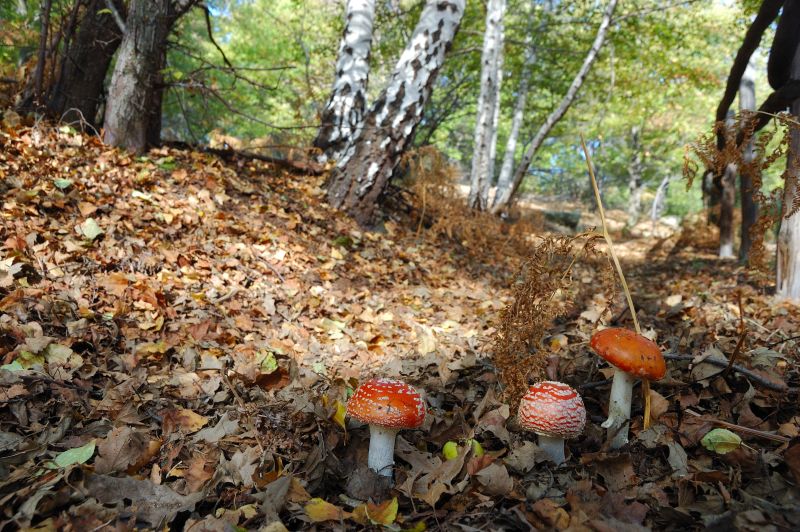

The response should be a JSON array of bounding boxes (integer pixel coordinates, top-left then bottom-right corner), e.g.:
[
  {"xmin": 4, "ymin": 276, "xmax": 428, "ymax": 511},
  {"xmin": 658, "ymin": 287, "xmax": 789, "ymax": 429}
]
[
  {"xmin": 52, "ymin": 440, "xmax": 95, "ymax": 468},
  {"xmin": 701, "ymin": 428, "xmax": 742, "ymax": 454},
  {"xmin": 474, "ymin": 462, "xmax": 513, "ymax": 496},
  {"xmin": 162, "ymin": 408, "xmax": 208, "ymax": 435},
  {"xmin": 304, "ymin": 498, "xmax": 350, "ymax": 522}
]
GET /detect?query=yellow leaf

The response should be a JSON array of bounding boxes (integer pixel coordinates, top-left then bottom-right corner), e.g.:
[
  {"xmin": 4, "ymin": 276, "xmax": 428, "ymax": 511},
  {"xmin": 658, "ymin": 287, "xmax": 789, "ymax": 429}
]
[
  {"xmin": 304, "ymin": 498, "xmax": 349, "ymax": 522},
  {"xmin": 366, "ymin": 497, "xmax": 398, "ymax": 526},
  {"xmin": 331, "ymin": 400, "xmax": 347, "ymax": 430}
]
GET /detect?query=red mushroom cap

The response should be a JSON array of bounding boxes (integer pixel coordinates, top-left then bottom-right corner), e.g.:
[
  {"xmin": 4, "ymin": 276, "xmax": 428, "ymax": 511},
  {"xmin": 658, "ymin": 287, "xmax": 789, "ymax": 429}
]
[
  {"xmin": 590, "ymin": 327, "xmax": 666, "ymax": 380},
  {"xmin": 518, "ymin": 381, "xmax": 586, "ymax": 439},
  {"xmin": 346, "ymin": 378, "xmax": 426, "ymax": 429}
]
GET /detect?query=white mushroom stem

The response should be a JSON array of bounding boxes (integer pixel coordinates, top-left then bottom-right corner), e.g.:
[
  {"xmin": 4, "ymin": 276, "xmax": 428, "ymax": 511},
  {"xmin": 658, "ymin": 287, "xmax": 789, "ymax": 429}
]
[
  {"xmin": 537, "ymin": 434, "xmax": 566, "ymax": 465},
  {"xmin": 368, "ymin": 425, "xmax": 399, "ymax": 477},
  {"xmin": 601, "ymin": 369, "xmax": 635, "ymax": 449}
]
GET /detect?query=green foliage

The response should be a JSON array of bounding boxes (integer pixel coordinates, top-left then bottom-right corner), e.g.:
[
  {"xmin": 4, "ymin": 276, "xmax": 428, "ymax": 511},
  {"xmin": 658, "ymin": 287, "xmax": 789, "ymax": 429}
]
[{"xmin": 0, "ymin": 0, "xmax": 758, "ymax": 218}]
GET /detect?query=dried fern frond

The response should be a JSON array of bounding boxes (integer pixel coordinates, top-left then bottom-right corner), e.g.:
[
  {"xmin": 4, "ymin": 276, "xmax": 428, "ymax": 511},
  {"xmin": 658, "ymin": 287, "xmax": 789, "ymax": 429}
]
[{"xmin": 490, "ymin": 232, "xmax": 614, "ymax": 407}]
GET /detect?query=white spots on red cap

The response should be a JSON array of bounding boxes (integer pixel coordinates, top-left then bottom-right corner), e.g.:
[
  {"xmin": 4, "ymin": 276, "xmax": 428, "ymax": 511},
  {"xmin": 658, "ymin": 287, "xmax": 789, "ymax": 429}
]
[
  {"xmin": 518, "ymin": 381, "xmax": 586, "ymax": 439},
  {"xmin": 347, "ymin": 378, "xmax": 426, "ymax": 429}
]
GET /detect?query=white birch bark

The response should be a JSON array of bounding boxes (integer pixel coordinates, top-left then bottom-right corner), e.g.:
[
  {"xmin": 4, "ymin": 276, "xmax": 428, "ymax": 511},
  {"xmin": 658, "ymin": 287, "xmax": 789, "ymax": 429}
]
[
  {"xmin": 314, "ymin": 0, "xmax": 376, "ymax": 163},
  {"xmin": 492, "ymin": 0, "xmax": 618, "ymax": 213},
  {"xmin": 739, "ymin": 61, "xmax": 757, "ymax": 262},
  {"xmin": 495, "ymin": 37, "xmax": 534, "ymax": 209},
  {"xmin": 777, "ymin": 44, "xmax": 800, "ymax": 300},
  {"xmin": 326, "ymin": 0, "xmax": 465, "ymax": 225},
  {"xmin": 627, "ymin": 125, "xmax": 643, "ymax": 228},
  {"xmin": 468, "ymin": 0, "xmax": 506, "ymax": 210}
]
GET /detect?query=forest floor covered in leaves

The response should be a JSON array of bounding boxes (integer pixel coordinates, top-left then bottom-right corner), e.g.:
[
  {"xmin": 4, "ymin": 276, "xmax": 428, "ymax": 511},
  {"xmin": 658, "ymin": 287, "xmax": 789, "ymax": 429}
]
[{"xmin": 1, "ymin": 123, "xmax": 799, "ymax": 531}]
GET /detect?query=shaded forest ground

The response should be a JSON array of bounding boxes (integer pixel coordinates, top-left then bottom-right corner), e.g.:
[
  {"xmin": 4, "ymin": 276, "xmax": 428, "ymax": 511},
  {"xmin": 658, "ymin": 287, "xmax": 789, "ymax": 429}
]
[{"xmin": 1, "ymin": 123, "xmax": 799, "ymax": 531}]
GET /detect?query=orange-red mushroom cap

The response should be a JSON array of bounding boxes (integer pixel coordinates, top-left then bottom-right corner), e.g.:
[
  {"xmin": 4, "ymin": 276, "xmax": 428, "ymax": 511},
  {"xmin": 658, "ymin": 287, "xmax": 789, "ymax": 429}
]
[
  {"xmin": 518, "ymin": 381, "xmax": 586, "ymax": 439},
  {"xmin": 590, "ymin": 327, "xmax": 666, "ymax": 380},
  {"xmin": 347, "ymin": 378, "xmax": 426, "ymax": 429}
]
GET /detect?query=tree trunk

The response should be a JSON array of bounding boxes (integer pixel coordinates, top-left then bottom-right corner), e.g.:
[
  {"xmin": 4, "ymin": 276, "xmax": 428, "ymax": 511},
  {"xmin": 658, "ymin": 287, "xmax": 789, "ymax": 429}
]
[
  {"xmin": 776, "ymin": 44, "xmax": 800, "ymax": 300},
  {"xmin": 739, "ymin": 62, "xmax": 757, "ymax": 262},
  {"xmin": 650, "ymin": 174, "xmax": 670, "ymax": 221},
  {"xmin": 46, "ymin": 0, "xmax": 124, "ymax": 128},
  {"xmin": 492, "ymin": 0, "xmax": 617, "ymax": 213},
  {"xmin": 103, "ymin": 0, "xmax": 176, "ymax": 154},
  {"xmin": 468, "ymin": 0, "xmax": 505, "ymax": 210},
  {"xmin": 627, "ymin": 125, "xmax": 643, "ymax": 227},
  {"xmin": 325, "ymin": 0, "xmax": 465, "ymax": 226},
  {"xmin": 494, "ymin": 37, "xmax": 534, "ymax": 213},
  {"xmin": 313, "ymin": 0, "xmax": 376, "ymax": 163},
  {"xmin": 718, "ymin": 162, "xmax": 736, "ymax": 258},
  {"xmin": 718, "ymin": 111, "xmax": 736, "ymax": 258},
  {"xmin": 20, "ymin": 0, "xmax": 53, "ymax": 109}
]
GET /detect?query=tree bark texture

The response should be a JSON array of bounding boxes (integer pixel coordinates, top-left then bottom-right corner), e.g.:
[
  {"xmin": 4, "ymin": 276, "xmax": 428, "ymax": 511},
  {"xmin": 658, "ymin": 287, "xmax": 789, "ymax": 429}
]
[
  {"xmin": 46, "ymin": 0, "xmax": 124, "ymax": 128},
  {"xmin": 27, "ymin": 0, "xmax": 52, "ymax": 108},
  {"xmin": 103, "ymin": 0, "xmax": 176, "ymax": 154},
  {"xmin": 627, "ymin": 125, "xmax": 643, "ymax": 227},
  {"xmin": 718, "ymin": 162, "xmax": 736, "ymax": 258},
  {"xmin": 492, "ymin": 0, "xmax": 617, "ymax": 213},
  {"xmin": 314, "ymin": 0, "xmax": 376, "ymax": 163},
  {"xmin": 468, "ymin": 0, "xmax": 506, "ymax": 210},
  {"xmin": 776, "ymin": 43, "xmax": 800, "ymax": 300},
  {"xmin": 325, "ymin": 0, "xmax": 465, "ymax": 226},
  {"xmin": 739, "ymin": 62, "xmax": 757, "ymax": 262},
  {"xmin": 494, "ymin": 36, "xmax": 534, "ymax": 212}
]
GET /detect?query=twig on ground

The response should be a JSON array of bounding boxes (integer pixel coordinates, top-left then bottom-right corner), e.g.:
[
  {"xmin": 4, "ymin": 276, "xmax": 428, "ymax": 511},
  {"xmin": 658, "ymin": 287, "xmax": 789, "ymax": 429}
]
[
  {"xmin": 664, "ymin": 353, "xmax": 793, "ymax": 392},
  {"xmin": 685, "ymin": 409, "xmax": 790, "ymax": 443}
]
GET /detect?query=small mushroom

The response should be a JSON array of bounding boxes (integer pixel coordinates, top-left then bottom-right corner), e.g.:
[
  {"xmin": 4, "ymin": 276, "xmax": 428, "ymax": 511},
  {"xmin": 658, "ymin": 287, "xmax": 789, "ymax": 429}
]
[
  {"xmin": 346, "ymin": 378, "xmax": 426, "ymax": 477},
  {"xmin": 590, "ymin": 327, "xmax": 666, "ymax": 449},
  {"xmin": 518, "ymin": 381, "xmax": 586, "ymax": 465}
]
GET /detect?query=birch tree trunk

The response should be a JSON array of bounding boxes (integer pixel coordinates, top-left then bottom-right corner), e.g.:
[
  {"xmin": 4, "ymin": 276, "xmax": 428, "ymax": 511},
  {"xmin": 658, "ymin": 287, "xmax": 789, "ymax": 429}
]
[
  {"xmin": 468, "ymin": 0, "xmax": 505, "ymax": 210},
  {"xmin": 776, "ymin": 44, "xmax": 800, "ymax": 300},
  {"xmin": 103, "ymin": 0, "xmax": 178, "ymax": 153},
  {"xmin": 326, "ymin": 0, "xmax": 465, "ymax": 226},
  {"xmin": 627, "ymin": 125, "xmax": 643, "ymax": 227},
  {"xmin": 46, "ymin": 0, "xmax": 124, "ymax": 128},
  {"xmin": 650, "ymin": 175, "xmax": 670, "ymax": 221},
  {"xmin": 495, "ymin": 38, "xmax": 534, "ymax": 211},
  {"xmin": 313, "ymin": 0, "xmax": 376, "ymax": 163},
  {"xmin": 739, "ymin": 62, "xmax": 757, "ymax": 262},
  {"xmin": 718, "ymin": 112, "xmax": 736, "ymax": 258},
  {"xmin": 718, "ymin": 162, "xmax": 737, "ymax": 258},
  {"xmin": 491, "ymin": 0, "xmax": 617, "ymax": 213}
]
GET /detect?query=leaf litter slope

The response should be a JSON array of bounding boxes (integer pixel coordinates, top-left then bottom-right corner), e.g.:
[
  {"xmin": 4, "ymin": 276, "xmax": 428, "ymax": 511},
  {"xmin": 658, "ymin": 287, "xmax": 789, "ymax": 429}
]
[{"xmin": 0, "ymin": 123, "xmax": 798, "ymax": 530}]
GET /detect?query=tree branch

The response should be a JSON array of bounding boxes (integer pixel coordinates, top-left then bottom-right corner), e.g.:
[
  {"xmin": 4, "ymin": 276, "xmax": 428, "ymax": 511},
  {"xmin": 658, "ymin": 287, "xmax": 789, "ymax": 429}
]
[
  {"xmin": 491, "ymin": 0, "xmax": 618, "ymax": 213},
  {"xmin": 715, "ymin": 0, "xmax": 783, "ymax": 149},
  {"xmin": 104, "ymin": 0, "xmax": 126, "ymax": 33}
]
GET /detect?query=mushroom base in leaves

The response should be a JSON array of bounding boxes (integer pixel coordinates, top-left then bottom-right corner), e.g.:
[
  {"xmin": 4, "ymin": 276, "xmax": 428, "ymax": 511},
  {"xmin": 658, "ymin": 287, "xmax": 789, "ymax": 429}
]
[
  {"xmin": 600, "ymin": 369, "xmax": 635, "ymax": 449},
  {"xmin": 367, "ymin": 425, "xmax": 399, "ymax": 477},
  {"xmin": 590, "ymin": 328, "xmax": 666, "ymax": 451},
  {"xmin": 537, "ymin": 434, "xmax": 569, "ymax": 465},
  {"xmin": 346, "ymin": 378, "xmax": 426, "ymax": 479},
  {"xmin": 518, "ymin": 381, "xmax": 586, "ymax": 466}
]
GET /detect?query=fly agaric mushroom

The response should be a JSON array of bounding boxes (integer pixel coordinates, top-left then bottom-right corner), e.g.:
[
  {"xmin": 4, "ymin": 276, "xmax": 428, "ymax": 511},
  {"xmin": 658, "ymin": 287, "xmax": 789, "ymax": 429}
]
[
  {"xmin": 346, "ymin": 378, "xmax": 426, "ymax": 477},
  {"xmin": 590, "ymin": 327, "xmax": 666, "ymax": 449},
  {"xmin": 518, "ymin": 381, "xmax": 586, "ymax": 465}
]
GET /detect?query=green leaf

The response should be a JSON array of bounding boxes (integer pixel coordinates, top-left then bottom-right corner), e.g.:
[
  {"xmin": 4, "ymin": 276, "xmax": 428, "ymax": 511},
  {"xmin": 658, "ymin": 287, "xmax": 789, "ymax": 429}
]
[
  {"xmin": 258, "ymin": 350, "xmax": 278, "ymax": 374},
  {"xmin": 96, "ymin": 8, "xmax": 112, "ymax": 15},
  {"xmin": 701, "ymin": 428, "xmax": 742, "ymax": 454},
  {"xmin": 53, "ymin": 440, "xmax": 96, "ymax": 468},
  {"xmin": 80, "ymin": 218, "xmax": 103, "ymax": 241},
  {"xmin": 0, "ymin": 360, "xmax": 24, "ymax": 372},
  {"xmin": 53, "ymin": 178, "xmax": 73, "ymax": 190}
]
